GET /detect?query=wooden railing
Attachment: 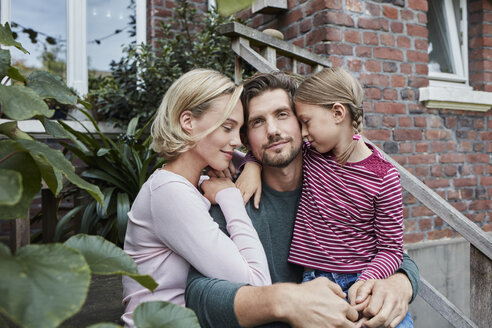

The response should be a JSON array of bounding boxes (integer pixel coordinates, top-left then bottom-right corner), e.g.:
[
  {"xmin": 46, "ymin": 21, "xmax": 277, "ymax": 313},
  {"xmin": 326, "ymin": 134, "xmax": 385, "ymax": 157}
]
[{"xmin": 219, "ymin": 22, "xmax": 492, "ymax": 328}]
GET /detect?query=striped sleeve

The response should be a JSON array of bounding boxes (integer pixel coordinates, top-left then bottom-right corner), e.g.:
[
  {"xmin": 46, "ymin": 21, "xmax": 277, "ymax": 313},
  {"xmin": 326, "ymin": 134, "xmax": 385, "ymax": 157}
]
[{"xmin": 358, "ymin": 167, "xmax": 404, "ymax": 280}]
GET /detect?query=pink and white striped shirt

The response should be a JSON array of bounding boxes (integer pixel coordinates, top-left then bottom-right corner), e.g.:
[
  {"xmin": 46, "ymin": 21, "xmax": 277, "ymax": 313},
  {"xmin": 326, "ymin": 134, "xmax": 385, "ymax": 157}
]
[{"xmin": 288, "ymin": 142, "xmax": 403, "ymax": 281}]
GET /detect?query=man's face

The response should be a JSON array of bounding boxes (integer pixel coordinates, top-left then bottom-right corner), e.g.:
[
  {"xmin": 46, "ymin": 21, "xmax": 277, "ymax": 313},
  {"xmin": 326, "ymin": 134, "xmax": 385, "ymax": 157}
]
[{"xmin": 245, "ymin": 89, "xmax": 302, "ymax": 168}]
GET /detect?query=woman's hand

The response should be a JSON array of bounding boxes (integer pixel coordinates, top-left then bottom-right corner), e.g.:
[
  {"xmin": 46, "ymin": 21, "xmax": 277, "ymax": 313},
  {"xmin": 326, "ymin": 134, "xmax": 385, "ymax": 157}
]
[
  {"xmin": 201, "ymin": 177, "xmax": 236, "ymax": 204},
  {"xmin": 235, "ymin": 162, "xmax": 262, "ymax": 208},
  {"xmin": 205, "ymin": 161, "xmax": 237, "ymax": 181}
]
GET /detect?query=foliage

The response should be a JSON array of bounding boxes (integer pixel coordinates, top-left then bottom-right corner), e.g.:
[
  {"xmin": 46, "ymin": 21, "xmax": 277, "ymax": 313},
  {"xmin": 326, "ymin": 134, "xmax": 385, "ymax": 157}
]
[
  {"xmin": 0, "ymin": 23, "xmax": 198, "ymax": 327},
  {"xmin": 87, "ymin": 0, "xmax": 241, "ymax": 128},
  {"xmin": 46, "ymin": 112, "xmax": 164, "ymax": 245}
]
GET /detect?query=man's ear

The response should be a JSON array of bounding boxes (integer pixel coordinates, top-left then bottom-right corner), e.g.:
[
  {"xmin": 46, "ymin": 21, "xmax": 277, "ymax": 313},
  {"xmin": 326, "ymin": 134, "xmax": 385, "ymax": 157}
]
[
  {"xmin": 179, "ymin": 110, "xmax": 194, "ymax": 134},
  {"xmin": 331, "ymin": 103, "xmax": 347, "ymax": 124}
]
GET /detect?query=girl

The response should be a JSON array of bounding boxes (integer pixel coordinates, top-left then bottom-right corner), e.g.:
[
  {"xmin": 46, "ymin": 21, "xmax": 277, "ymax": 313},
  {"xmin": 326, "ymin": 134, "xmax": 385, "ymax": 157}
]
[
  {"xmin": 240, "ymin": 67, "xmax": 412, "ymax": 327},
  {"xmin": 121, "ymin": 69, "xmax": 271, "ymax": 327}
]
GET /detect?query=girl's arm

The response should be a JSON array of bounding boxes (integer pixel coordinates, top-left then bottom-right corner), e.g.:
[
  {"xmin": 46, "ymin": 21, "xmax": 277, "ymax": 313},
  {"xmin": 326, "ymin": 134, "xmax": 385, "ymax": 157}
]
[
  {"xmin": 358, "ymin": 168, "xmax": 404, "ymax": 281},
  {"xmin": 151, "ymin": 179, "xmax": 271, "ymax": 286}
]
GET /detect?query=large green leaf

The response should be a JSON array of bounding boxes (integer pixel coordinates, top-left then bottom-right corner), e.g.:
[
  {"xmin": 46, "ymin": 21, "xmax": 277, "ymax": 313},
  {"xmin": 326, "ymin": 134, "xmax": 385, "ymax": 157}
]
[
  {"xmin": 41, "ymin": 117, "xmax": 90, "ymax": 153},
  {"xmin": 0, "ymin": 140, "xmax": 41, "ymax": 220},
  {"xmin": 7, "ymin": 65, "xmax": 27, "ymax": 83},
  {"xmin": 31, "ymin": 154, "xmax": 64, "ymax": 196},
  {"xmin": 0, "ymin": 121, "xmax": 34, "ymax": 141},
  {"xmin": 0, "ymin": 84, "xmax": 53, "ymax": 120},
  {"xmin": 0, "ymin": 23, "xmax": 28, "ymax": 53},
  {"xmin": 133, "ymin": 301, "xmax": 200, "ymax": 328},
  {"xmin": 0, "ymin": 49, "xmax": 10, "ymax": 78},
  {"xmin": 65, "ymin": 234, "xmax": 158, "ymax": 291},
  {"xmin": 116, "ymin": 192, "xmax": 130, "ymax": 243},
  {"xmin": 16, "ymin": 139, "xmax": 103, "ymax": 204},
  {"xmin": 87, "ymin": 324, "xmax": 122, "ymax": 328},
  {"xmin": 26, "ymin": 70, "xmax": 77, "ymax": 105},
  {"xmin": 216, "ymin": 0, "xmax": 254, "ymax": 15},
  {"xmin": 0, "ymin": 168, "xmax": 22, "ymax": 206},
  {"xmin": 0, "ymin": 243, "xmax": 90, "ymax": 328}
]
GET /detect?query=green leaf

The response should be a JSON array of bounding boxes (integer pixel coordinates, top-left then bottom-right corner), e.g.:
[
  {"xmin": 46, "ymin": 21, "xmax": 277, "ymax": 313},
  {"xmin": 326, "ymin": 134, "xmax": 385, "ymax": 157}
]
[
  {"xmin": 0, "ymin": 84, "xmax": 53, "ymax": 120},
  {"xmin": 97, "ymin": 148, "xmax": 111, "ymax": 156},
  {"xmin": 0, "ymin": 243, "xmax": 90, "ymax": 328},
  {"xmin": 41, "ymin": 117, "xmax": 90, "ymax": 153},
  {"xmin": 0, "ymin": 49, "xmax": 10, "ymax": 78},
  {"xmin": 65, "ymin": 234, "xmax": 158, "ymax": 291},
  {"xmin": 77, "ymin": 98, "xmax": 93, "ymax": 110},
  {"xmin": 0, "ymin": 168, "xmax": 22, "ymax": 206},
  {"xmin": 16, "ymin": 139, "xmax": 103, "ymax": 204},
  {"xmin": 0, "ymin": 121, "xmax": 34, "ymax": 141},
  {"xmin": 31, "ymin": 154, "xmax": 64, "ymax": 196},
  {"xmin": 87, "ymin": 324, "xmax": 123, "ymax": 328},
  {"xmin": 117, "ymin": 192, "xmax": 130, "ymax": 243},
  {"xmin": 26, "ymin": 70, "xmax": 77, "ymax": 105},
  {"xmin": 96, "ymin": 187, "xmax": 116, "ymax": 217},
  {"xmin": 126, "ymin": 116, "xmax": 139, "ymax": 135},
  {"xmin": 0, "ymin": 140, "xmax": 41, "ymax": 220},
  {"xmin": 7, "ymin": 65, "xmax": 27, "ymax": 83},
  {"xmin": 0, "ymin": 23, "xmax": 28, "ymax": 53},
  {"xmin": 54, "ymin": 205, "xmax": 84, "ymax": 241},
  {"xmin": 133, "ymin": 301, "xmax": 200, "ymax": 328}
]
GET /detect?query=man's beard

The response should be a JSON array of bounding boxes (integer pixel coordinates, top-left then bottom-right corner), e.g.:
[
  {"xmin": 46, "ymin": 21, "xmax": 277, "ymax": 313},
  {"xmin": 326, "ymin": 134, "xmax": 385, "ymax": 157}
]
[{"xmin": 261, "ymin": 135, "xmax": 301, "ymax": 168}]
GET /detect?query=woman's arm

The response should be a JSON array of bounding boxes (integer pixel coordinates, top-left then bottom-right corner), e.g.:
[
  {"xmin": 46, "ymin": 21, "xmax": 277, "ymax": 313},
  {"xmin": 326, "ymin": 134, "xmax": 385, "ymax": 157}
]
[{"xmin": 151, "ymin": 179, "xmax": 271, "ymax": 286}]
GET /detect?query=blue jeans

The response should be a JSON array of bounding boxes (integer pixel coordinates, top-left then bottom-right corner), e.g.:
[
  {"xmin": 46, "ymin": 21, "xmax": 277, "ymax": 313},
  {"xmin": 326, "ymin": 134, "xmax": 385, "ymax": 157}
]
[{"xmin": 302, "ymin": 270, "xmax": 413, "ymax": 328}]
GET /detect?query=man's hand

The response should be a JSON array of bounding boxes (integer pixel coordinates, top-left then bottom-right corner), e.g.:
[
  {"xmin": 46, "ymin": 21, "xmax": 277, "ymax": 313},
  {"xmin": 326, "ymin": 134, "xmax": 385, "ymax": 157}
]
[
  {"xmin": 352, "ymin": 273, "xmax": 412, "ymax": 327},
  {"xmin": 235, "ymin": 278, "xmax": 359, "ymax": 328}
]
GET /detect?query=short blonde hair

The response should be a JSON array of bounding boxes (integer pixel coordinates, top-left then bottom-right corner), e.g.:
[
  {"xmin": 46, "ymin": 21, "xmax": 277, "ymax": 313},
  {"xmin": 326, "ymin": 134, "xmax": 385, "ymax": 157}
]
[{"xmin": 151, "ymin": 69, "xmax": 243, "ymax": 160}]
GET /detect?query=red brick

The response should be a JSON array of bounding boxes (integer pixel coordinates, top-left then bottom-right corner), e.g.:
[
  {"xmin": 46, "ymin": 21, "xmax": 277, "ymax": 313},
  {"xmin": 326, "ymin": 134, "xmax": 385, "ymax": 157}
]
[
  {"xmin": 473, "ymin": 165, "xmax": 484, "ymax": 175},
  {"xmin": 327, "ymin": 44, "xmax": 354, "ymax": 55},
  {"xmin": 285, "ymin": 8, "xmax": 303, "ymax": 25},
  {"xmin": 481, "ymin": 131, "xmax": 492, "ymax": 140},
  {"xmin": 471, "ymin": 212, "xmax": 486, "ymax": 223},
  {"xmin": 446, "ymin": 140, "xmax": 457, "ymax": 151},
  {"xmin": 431, "ymin": 165, "xmax": 443, "ymax": 177},
  {"xmin": 451, "ymin": 201, "xmax": 467, "ymax": 211},
  {"xmin": 325, "ymin": 12, "xmax": 355, "ymax": 27},
  {"xmin": 407, "ymin": 50, "xmax": 428, "ymax": 63},
  {"xmin": 429, "ymin": 115, "xmax": 442, "ymax": 128},
  {"xmin": 407, "ymin": 24, "xmax": 428, "ymax": 38},
  {"xmin": 363, "ymin": 32, "xmax": 379, "ymax": 45},
  {"xmin": 391, "ymin": 22, "xmax": 404, "ymax": 33},
  {"xmin": 414, "ymin": 116, "xmax": 427, "ymax": 127},
  {"xmin": 408, "ymin": 0, "xmax": 428, "ymax": 10},
  {"xmin": 413, "ymin": 206, "xmax": 434, "ymax": 217},
  {"xmin": 306, "ymin": 0, "xmax": 330, "ymax": 15},
  {"xmin": 459, "ymin": 141, "xmax": 472, "ymax": 152},
  {"xmin": 440, "ymin": 153, "xmax": 465, "ymax": 163},
  {"xmin": 374, "ymin": 47, "xmax": 404, "ymax": 61},
  {"xmin": 348, "ymin": 59, "xmax": 362, "ymax": 71},
  {"xmin": 383, "ymin": 88, "xmax": 398, "ymax": 100},
  {"xmin": 409, "ymin": 76, "xmax": 428, "ymax": 88},
  {"xmin": 424, "ymin": 178, "xmax": 450, "ymax": 188},
  {"xmin": 381, "ymin": 34, "xmax": 395, "ymax": 47},
  {"xmin": 358, "ymin": 18, "xmax": 389, "ymax": 31},
  {"xmin": 415, "ymin": 64, "xmax": 428, "ymax": 75},
  {"xmin": 363, "ymin": 129, "xmax": 391, "ymax": 140},
  {"xmin": 484, "ymin": 224, "xmax": 492, "ymax": 232},
  {"xmin": 415, "ymin": 142, "xmax": 428, "ymax": 152},
  {"xmin": 454, "ymin": 177, "xmax": 478, "ymax": 187},
  {"xmin": 403, "ymin": 233, "xmax": 425, "ymax": 243},
  {"xmin": 397, "ymin": 36, "xmax": 411, "ymax": 48},
  {"xmin": 383, "ymin": 5, "xmax": 399, "ymax": 19},
  {"xmin": 404, "ymin": 220, "xmax": 417, "ymax": 232},
  {"xmin": 359, "ymin": 74, "xmax": 390, "ymax": 87},
  {"xmin": 398, "ymin": 116, "xmax": 412, "ymax": 127},
  {"xmin": 461, "ymin": 189, "xmax": 475, "ymax": 199},
  {"xmin": 393, "ymin": 129, "xmax": 423, "ymax": 141},
  {"xmin": 344, "ymin": 30, "xmax": 361, "ymax": 43},
  {"xmin": 419, "ymin": 219, "xmax": 432, "ymax": 230},
  {"xmin": 375, "ymin": 102, "xmax": 406, "ymax": 114},
  {"xmin": 415, "ymin": 166, "xmax": 429, "ymax": 177},
  {"xmin": 365, "ymin": 60, "xmax": 381, "ymax": 72},
  {"xmin": 426, "ymin": 129, "xmax": 452, "ymax": 140},
  {"xmin": 427, "ymin": 229, "xmax": 454, "ymax": 240},
  {"xmin": 445, "ymin": 166, "xmax": 458, "ymax": 177},
  {"xmin": 300, "ymin": 19, "xmax": 312, "ymax": 34},
  {"xmin": 356, "ymin": 46, "xmax": 372, "ymax": 57},
  {"xmin": 431, "ymin": 142, "xmax": 445, "ymax": 152},
  {"xmin": 469, "ymin": 200, "xmax": 491, "ymax": 210},
  {"xmin": 400, "ymin": 63, "xmax": 412, "ymax": 74},
  {"xmin": 365, "ymin": 88, "xmax": 382, "ymax": 99},
  {"xmin": 346, "ymin": 0, "xmax": 362, "ymax": 12},
  {"xmin": 408, "ymin": 154, "xmax": 436, "ymax": 164},
  {"xmin": 474, "ymin": 119, "xmax": 485, "ymax": 130},
  {"xmin": 481, "ymin": 176, "xmax": 492, "ymax": 186},
  {"xmin": 391, "ymin": 75, "xmax": 406, "ymax": 88},
  {"xmin": 399, "ymin": 142, "xmax": 413, "ymax": 153},
  {"xmin": 365, "ymin": 2, "xmax": 380, "ymax": 16},
  {"xmin": 382, "ymin": 116, "xmax": 396, "ymax": 127},
  {"xmin": 401, "ymin": 10, "xmax": 414, "ymax": 21}
]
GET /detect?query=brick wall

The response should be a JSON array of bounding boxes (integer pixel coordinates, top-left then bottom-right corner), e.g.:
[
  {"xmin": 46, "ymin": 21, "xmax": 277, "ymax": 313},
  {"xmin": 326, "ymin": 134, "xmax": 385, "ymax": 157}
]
[{"xmin": 150, "ymin": 0, "xmax": 492, "ymax": 244}]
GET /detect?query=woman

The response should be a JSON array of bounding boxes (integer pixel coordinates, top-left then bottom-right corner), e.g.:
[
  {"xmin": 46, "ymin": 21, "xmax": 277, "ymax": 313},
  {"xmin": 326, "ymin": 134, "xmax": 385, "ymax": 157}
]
[{"xmin": 121, "ymin": 69, "xmax": 271, "ymax": 326}]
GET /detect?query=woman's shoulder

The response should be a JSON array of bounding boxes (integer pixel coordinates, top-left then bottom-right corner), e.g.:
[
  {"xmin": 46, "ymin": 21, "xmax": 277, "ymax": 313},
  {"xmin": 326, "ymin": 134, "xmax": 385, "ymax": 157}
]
[{"xmin": 148, "ymin": 169, "xmax": 197, "ymax": 193}]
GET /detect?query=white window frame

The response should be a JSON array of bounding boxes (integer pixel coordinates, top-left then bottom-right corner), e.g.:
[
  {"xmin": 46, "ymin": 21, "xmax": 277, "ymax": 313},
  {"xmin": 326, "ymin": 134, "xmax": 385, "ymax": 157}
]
[
  {"xmin": 421, "ymin": 0, "xmax": 492, "ymax": 112},
  {"xmin": 1, "ymin": 0, "xmax": 146, "ymax": 96}
]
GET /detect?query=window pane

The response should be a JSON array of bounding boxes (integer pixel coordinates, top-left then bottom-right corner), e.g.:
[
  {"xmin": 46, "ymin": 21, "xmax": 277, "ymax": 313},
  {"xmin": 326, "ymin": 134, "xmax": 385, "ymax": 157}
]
[
  {"xmin": 87, "ymin": 0, "xmax": 135, "ymax": 78},
  {"xmin": 11, "ymin": 0, "xmax": 67, "ymax": 80}
]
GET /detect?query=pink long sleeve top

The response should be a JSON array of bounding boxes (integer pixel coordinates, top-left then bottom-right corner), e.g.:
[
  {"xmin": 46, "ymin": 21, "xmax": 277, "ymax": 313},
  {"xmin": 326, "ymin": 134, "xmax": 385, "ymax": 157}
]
[
  {"xmin": 122, "ymin": 169, "xmax": 271, "ymax": 326},
  {"xmin": 288, "ymin": 142, "xmax": 404, "ymax": 281}
]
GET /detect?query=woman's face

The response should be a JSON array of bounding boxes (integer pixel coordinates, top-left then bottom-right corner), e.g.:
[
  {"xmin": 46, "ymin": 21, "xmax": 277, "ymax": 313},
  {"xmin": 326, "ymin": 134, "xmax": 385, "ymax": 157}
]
[{"xmin": 192, "ymin": 94, "xmax": 244, "ymax": 171}]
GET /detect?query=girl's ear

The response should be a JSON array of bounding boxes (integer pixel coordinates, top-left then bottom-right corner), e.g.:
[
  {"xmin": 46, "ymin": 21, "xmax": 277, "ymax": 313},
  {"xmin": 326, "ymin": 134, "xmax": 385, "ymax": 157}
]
[
  {"xmin": 179, "ymin": 110, "xmax": 194, "ymax": 134},
  {"xmin": 331, "ymin": 103, "xmax": 347, "ymax": 124}
]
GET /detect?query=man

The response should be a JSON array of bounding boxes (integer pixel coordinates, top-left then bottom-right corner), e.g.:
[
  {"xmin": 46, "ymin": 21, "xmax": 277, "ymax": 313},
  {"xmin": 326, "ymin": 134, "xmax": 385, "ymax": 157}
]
[{"xmin": 185, "ymin": 72, "xmax": 419, "ymax": 328}]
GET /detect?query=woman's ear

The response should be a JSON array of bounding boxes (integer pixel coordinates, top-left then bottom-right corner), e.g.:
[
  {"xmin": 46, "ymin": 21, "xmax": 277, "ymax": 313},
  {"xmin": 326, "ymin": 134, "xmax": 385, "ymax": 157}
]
[
  {"xmin": 331, "ymin": 103, "xmax": 347, "ymax": 124},
  {"xmin": 179, "ymin": 110, "xmax": 194, "ymax": 134}
]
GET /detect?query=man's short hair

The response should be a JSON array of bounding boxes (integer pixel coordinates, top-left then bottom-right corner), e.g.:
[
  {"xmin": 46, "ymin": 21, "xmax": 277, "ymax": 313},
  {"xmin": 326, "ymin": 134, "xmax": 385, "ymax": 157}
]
[{"xmin": 241, "ymin": 71, "xmax": 302, "ymax": 122}]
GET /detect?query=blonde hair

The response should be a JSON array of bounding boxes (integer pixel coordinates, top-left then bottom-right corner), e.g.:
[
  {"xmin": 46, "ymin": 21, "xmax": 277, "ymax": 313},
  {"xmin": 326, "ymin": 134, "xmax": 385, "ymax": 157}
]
[
  {"xmin": 151, "ymin": 69, "xmax": 243, "ymax": 160},
  {"xmin": 294, "ymin": 67, "xmax": 364, "ymax": 164}
]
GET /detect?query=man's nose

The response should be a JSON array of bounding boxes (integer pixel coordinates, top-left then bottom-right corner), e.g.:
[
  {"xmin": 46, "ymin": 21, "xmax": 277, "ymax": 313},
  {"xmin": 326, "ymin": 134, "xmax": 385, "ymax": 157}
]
[{"xmin": 266, "ymin": 120, "xmax": 280, "ymax": 136}]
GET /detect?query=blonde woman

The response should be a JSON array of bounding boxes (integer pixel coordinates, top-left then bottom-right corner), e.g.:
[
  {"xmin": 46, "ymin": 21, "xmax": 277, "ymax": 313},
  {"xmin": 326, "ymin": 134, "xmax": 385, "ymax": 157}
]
[{"xmin": 121, "ymin": 69, "xmax": 271, "ymax": 327}]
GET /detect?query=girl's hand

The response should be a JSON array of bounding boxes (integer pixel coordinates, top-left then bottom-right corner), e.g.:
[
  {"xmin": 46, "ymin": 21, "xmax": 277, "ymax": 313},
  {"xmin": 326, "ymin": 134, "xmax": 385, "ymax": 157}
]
[
  {"xmin": 205, "ymin": 161, "xmax": 237, "ymax": 181},
  {"xmin": 235, "ymin": 162, "xmax": 262, "ymax": 208},
  {"xmin": 201, "ymin": 177, "xmax": 235, "ymax": 204}
]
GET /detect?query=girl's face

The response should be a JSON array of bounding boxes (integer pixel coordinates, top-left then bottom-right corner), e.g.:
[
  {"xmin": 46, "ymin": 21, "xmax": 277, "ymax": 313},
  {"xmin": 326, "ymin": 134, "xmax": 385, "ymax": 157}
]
[
  {"xmin": 295, "ymin": 102, "xmax": 341, "ymax": 154},
  {"xmin": 192, "ymin": 94, "xmax": 244, "ymax": 171}
]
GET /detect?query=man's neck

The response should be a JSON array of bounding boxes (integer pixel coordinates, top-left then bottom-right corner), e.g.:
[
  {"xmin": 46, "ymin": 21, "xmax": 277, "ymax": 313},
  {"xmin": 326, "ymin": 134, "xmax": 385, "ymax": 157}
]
[{"xmin": 261, "ymin": 153, "xmax": 303, "ymax": 192}]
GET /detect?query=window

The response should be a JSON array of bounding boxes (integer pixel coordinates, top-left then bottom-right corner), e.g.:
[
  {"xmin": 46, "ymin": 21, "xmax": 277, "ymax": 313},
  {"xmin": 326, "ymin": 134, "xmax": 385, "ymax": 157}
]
[
  {"xmin": 420, "ymin": 0, "xmax": 492, "ymax": 112},
  {"xmin": 1, "ymin": 0, "xmax": 146, "ymax": 96}
]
